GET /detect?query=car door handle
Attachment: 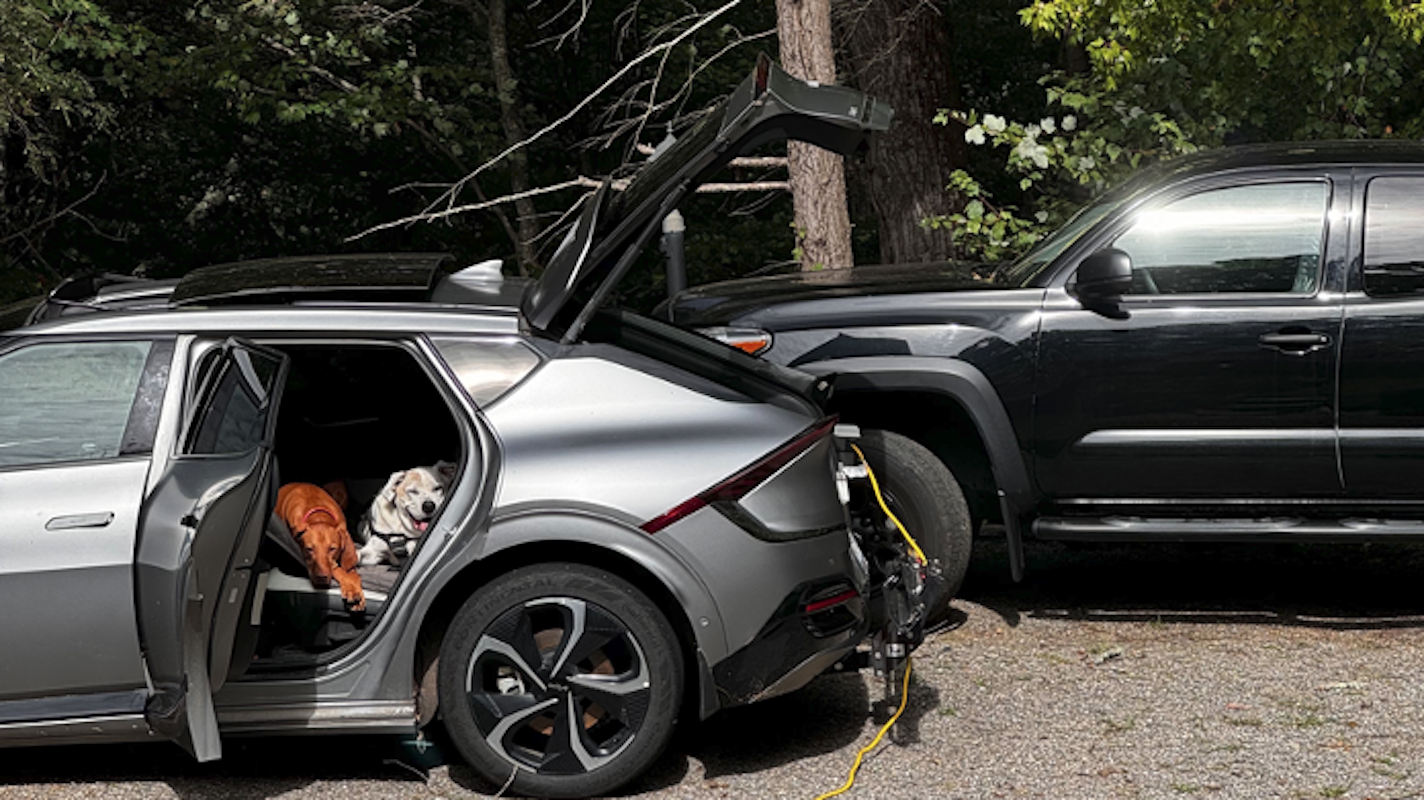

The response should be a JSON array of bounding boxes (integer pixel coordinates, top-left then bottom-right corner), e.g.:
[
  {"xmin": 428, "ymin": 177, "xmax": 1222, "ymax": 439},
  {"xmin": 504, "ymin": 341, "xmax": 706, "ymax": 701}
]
[
  {"xmin": 45, "ymin": 512, "xmax": 115, "ymax": 531},
  {"xmin": 1258, "ymin": 331, "xmax": 1331, "ymax": 354}
]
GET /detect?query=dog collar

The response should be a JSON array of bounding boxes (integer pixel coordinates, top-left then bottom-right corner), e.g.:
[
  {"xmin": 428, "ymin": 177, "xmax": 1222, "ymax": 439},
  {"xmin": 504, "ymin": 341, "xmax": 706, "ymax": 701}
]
[{"xmin": 302, "ymin": 507, "xmax": 336, "ymax": 527}]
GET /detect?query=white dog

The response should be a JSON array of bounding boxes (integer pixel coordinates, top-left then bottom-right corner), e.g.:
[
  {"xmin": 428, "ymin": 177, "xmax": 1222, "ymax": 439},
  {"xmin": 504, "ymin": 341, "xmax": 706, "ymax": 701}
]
[{"xmin": 357, "ymin": 461, "xmax": 455, "ymax": 567}]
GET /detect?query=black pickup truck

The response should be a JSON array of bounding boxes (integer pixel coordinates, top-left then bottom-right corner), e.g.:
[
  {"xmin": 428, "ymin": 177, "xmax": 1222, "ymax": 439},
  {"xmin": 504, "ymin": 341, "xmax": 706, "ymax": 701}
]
[{"xmin": 670, "ymin": 140, "xmax": 1424, "ymax": 595}]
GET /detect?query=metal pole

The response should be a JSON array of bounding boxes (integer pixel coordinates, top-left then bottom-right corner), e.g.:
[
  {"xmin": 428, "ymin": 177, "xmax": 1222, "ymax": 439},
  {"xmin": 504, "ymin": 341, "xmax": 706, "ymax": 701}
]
[{"xmin": 661, "ymin": 209, "xmax": 686, "ymax": 318}]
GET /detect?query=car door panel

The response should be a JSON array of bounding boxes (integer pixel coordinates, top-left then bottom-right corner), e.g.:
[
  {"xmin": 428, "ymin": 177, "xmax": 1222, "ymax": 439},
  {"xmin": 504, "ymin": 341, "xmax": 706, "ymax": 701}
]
[
  {"xmin": 0, "ymin": 459, "xmax": 150, "ymax": 699},
  {"xmin": 1034, "ymin": 173, "xmax": 1347, "ymax": 501},
  {"xmin": 0, "ymin": 338, "xmax": 174, "ymax": 706},
  {"xmin": 1035, "ymin": 295, "xmax": 1342, "ymax": 498},
  {"xmin": 135, "ymin": 339, "xmax": 287, "ymax": 761}
]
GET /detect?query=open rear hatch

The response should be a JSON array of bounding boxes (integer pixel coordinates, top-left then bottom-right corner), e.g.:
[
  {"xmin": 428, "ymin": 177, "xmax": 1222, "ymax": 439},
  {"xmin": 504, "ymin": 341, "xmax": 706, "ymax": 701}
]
[{"xmin": 522, "ymin": 53, "xmax": 893, "ymax": 344}]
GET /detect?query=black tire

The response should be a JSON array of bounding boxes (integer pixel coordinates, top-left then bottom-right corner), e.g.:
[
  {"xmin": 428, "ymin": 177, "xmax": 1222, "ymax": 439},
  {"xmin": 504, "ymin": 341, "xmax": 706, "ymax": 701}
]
[
  {"xmin": 438, "ymin": 563, "xmax": 683, "ymax": 799},
  {"xmin": 851, "ymin": 429, "xmax": 973, "ymax": 621}
]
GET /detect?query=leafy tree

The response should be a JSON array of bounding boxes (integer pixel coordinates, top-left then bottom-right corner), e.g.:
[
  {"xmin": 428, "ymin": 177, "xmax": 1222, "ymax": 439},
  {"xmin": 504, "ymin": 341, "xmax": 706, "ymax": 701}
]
[
  {"xmin": 0, "ymin": 0, "xmax": 135, "ymax": 296},
  {"xmin": 935, "ymin": 0, "xmax": 1424, "ymax": 262}
]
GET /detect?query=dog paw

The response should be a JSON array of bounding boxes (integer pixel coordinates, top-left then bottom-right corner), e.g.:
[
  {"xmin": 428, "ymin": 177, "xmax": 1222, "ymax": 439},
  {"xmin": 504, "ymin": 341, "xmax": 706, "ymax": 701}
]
[{"xmin": 344, "ymin": 593, "xmax": 367, "ymax": 613}]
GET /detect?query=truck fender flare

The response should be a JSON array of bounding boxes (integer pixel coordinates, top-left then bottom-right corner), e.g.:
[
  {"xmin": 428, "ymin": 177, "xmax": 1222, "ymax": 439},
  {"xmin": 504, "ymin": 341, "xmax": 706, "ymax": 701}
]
[{"xmin": 795, "ymin": 355, "xmax": 1029, "ymax": 581}]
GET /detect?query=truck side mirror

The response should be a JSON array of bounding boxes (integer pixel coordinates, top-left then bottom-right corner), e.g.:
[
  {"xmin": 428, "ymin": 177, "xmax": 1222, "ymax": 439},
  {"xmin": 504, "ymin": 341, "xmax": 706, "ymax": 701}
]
[
  {"xmin": 1074, "ymin": 248, "xmax": 1133, "ymax": 318},
  {"xmin": 1076, "ymin": 248, "xmax": 1133, "ymax": 299}
]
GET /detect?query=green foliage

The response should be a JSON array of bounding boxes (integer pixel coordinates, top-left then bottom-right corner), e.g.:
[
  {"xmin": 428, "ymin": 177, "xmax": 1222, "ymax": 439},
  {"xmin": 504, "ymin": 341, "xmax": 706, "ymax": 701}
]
[
  {"xmin": 942, "ymin": 0, "xmax": 1424, "ymax": 262},
  {"xmin": 0, "ymin": 0, "xmax": 791, "ymax": 303}
]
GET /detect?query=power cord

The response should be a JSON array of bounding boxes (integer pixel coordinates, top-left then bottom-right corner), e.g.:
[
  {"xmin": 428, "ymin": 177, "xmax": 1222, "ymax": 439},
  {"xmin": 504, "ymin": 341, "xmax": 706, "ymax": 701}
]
[
  {"xmin": 849, "ymin": 444, "xmax": 927, "ymax": 566},
  {"xmin": 811, "ymin": 656, "xmax": 914, "ymax": 800}
]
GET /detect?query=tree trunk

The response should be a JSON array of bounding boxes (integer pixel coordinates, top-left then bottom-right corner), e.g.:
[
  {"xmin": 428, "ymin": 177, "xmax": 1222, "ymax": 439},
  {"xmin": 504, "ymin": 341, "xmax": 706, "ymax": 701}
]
[
  {"xmin": 485, "ymin": 0, "xmax": 541, "ymax": 275},
  {"xmin": 775, "ymin": 0, "xmax": 855, "ymax": 271},
  {"xmin": 839, "ymin": 0, "xmax": 966, "ymax": 264}
]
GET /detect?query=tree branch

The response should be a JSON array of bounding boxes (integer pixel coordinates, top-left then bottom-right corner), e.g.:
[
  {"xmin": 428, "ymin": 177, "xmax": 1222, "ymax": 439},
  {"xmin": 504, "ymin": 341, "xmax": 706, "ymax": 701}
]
[{"xmin": 423, "ymin": 0, "xmax": 745, "ymax": 219}]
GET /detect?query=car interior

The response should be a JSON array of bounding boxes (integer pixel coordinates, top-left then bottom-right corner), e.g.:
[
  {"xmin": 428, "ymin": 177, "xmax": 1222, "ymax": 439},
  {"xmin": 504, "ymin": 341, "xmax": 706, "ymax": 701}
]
[{"xmin": 234, "ymin": 342, "xmax": 462, "ymax": 671}]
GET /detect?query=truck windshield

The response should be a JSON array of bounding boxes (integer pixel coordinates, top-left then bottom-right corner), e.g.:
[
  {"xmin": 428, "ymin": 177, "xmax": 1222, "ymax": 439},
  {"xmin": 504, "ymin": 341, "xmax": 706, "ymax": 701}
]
[{"xmin": 996, "ymin": 194, "xmax": 1127, "ymax": 286}]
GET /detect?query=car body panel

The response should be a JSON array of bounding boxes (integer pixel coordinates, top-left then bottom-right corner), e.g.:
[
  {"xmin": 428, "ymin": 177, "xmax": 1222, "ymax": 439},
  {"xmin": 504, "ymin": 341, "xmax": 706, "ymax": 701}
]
[
  {"xmin": 482, "ymin": 352, "xmax": 815, "ymax": 523},
  {"xmin": 0, "ymin": 458, "xmax": 151, "ymax": 700}
]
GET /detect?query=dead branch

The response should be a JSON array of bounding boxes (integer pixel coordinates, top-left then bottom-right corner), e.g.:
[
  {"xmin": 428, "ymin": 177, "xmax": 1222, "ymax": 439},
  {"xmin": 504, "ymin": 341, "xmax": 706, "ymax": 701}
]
[
  {"xmin": 590, "ymin": 26, "xmax": 775, "ymax": 151},
  {"xmin": 332, "ymin": 1, "xmax": 425, "ymax": 25},
  {"xmin": 698, "ymin": 181, "xmax": 789, "ymax": 192},
  {"xmin": 529, "ymin": 0, "xmax": 593, "ymax": 50},
  {"xmin": 636, "ymin": 143, "xmax": 786, "ymax": 169},
  {"xmin": 421, "ymin": 0, "xmax": 745, "ymax": 220},
  {"xmin": 348, "ymin": 170, "xmax": 789, "ymax": 242},
  {"xmin": 0, "ymin": 174, "xmax": 107, "ymax": 247},
  {"xmin": 263, "ymin": 38, "xmax": 360, "ymax": 94}
]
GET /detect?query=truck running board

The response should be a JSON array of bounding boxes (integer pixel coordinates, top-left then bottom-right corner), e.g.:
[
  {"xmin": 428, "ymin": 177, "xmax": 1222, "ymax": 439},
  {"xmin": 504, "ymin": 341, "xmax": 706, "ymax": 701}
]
[{"xmin": 1032, "ymin": 516, "xmax": 1424, "ymax": 542}]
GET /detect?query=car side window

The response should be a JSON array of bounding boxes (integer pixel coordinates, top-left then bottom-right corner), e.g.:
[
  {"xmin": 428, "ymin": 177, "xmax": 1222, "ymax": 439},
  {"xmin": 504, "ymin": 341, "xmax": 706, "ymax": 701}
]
[
  {"xmin": 1111, "ymin": 181, "xmax": 1329, "ymax": 295},
  {"xmin": 186, "ymin": 347, "xmax": 283, "ymax": 456},
  {"xmin": 1362, "ymin": 177, "xmax": 1424, "ymax": 297},
  {"xmin": 0, "ymin": 340, "xmax": 155, "ymax": 469}
]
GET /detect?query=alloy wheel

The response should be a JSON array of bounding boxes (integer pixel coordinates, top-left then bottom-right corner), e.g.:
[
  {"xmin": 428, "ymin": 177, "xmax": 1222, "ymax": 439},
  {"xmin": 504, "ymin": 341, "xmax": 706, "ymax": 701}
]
[{"xmin": 464, "ymin": 596, "xmax": 652, "ymax": 775}]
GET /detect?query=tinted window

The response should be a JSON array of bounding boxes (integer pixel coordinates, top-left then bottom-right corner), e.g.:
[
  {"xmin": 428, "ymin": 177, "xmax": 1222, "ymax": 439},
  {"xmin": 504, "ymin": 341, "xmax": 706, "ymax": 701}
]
[
  {"xmin": 1111, "ymin": 182, "xmax": 1329, "ymax": 294},
  {"xmin": 187, "ymin": 348, "xmax": 282, "ymax": 455},
  {"xmin": 1363, "ymin": 177, "xmax": 1424, "ymax": 297},
  {"xmin": 0, "ymin": 341, "xmax": 153, "ymax": 468}
]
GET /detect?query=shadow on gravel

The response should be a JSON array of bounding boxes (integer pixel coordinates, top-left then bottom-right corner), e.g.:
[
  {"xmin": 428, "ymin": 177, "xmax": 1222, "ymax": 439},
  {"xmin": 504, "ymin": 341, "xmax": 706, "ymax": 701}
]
[
  {"xmin": 0, "ymin": 735, "xmax": 425, "ymax": 799},
  {"xmin": 622, "ymin": 671, "xmax": 876, "ymax": 791},
  {"xmin": 965, "ymin": 531, "xmax": 1424, "ymax": 630}
]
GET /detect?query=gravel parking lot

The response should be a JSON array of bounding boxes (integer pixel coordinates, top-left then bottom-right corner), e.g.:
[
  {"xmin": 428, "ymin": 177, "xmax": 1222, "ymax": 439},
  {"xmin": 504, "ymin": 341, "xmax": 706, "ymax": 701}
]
[{"xmin": 6, "ymin": 534, "xmax": 1424, "ymax": 800}]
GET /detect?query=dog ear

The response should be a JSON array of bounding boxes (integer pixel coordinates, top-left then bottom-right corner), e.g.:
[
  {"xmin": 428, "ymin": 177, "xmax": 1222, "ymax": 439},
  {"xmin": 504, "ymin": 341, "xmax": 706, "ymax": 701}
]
[
  {"xmin": 322, "ymin": 480, "xmax": 350, "ymax": 511},
  {"xmin": 380, "ymin": 471, "xmax": 406, "ymax": 504},
  {"xmin": 434, "ymin": 460, "xmax": 457, "ymax": 481}
]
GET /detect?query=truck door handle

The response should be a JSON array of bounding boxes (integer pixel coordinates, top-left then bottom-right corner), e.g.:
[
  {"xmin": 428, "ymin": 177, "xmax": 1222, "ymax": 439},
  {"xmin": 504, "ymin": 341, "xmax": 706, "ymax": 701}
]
[
  {"xmin": 45, "ymin": 512, "xmax": 115, "ymax": 531},
  {"xmin": 1258, "ymin": 330, "xmax": 1331, "ymax": 354}
]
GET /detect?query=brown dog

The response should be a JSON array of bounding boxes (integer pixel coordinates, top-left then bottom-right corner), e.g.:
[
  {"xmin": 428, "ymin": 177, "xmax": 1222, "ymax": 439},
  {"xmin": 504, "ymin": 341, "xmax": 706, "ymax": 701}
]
[{"xmin": 276, "ymin": 482, "xmax": 365, "ymax": 612}]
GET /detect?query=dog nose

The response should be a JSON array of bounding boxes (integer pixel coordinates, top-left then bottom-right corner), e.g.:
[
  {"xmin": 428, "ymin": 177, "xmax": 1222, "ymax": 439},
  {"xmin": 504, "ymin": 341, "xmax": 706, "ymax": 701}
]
[{"xmin": 422, "ymin": 500, "xmax": 436, "ymax": 514}]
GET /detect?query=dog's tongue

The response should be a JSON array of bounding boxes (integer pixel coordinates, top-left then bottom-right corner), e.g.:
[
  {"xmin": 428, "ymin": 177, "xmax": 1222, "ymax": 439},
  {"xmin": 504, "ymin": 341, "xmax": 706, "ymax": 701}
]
[{"xmin": 416, "ymin": 520, "xmax": 429, "ymax": 533}]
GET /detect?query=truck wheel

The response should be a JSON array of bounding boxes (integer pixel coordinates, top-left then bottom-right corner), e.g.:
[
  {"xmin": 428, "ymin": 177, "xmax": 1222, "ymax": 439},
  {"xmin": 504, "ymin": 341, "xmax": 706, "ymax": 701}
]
[
  {"xmin": 438, "ymin": 563, "xmax": 683, "ymax": 799},
  {"xmin": 851, "ymin": 429, "xmax": 973, "ymax": 621}
]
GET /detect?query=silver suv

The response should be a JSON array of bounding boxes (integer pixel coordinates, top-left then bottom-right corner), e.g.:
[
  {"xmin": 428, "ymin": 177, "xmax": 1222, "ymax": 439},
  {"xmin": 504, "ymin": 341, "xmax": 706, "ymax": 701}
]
[{"xmin": 0, "ymin": 59, "xmax": 917, "ymax": 798}]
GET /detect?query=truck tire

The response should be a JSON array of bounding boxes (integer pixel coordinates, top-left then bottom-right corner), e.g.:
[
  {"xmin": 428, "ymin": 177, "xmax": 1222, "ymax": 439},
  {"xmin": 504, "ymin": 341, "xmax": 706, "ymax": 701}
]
[{"xmin": 852, "ymin": 429, "xmax": 973, "ymax": 622}]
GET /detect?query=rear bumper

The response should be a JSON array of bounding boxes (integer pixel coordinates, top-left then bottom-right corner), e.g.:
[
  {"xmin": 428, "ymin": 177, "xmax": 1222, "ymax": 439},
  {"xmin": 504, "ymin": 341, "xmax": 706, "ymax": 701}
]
[{"xmin": 709, "ymin": 576, "xmax": 869, "ymax": 708}]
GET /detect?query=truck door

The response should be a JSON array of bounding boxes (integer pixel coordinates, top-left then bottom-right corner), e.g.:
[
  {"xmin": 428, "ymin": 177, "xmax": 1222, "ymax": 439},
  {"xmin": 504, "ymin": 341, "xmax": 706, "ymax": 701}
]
[{"xmin": 1035, "ymin": 175, "xmax": 1347, "ymax": 500}]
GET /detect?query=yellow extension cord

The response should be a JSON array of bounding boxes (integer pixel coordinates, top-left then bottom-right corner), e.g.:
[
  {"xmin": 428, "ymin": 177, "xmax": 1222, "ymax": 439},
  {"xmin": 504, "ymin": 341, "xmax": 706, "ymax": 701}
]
[
  {"xmin": 811, "ymin": 656, "xmax": 914, "ymax": 800},
  {"xmin": 849, "ymin": 443, "xmax": 928, "ymax": 566},
  {"xmin": 810, "ymin": 445, "xmax": 928, "ymax": 799}
]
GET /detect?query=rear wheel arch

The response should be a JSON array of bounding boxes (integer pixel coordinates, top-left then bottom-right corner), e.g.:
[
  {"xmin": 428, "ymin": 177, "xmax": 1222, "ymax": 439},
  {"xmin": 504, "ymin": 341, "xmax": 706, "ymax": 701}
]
[
  {"xmin": 411, "ymin": 531, "xmax": 711, "ymax": 729},
  {"xmin": 830, "ymin": 388, "xmax": 998, "ymax": 525}
]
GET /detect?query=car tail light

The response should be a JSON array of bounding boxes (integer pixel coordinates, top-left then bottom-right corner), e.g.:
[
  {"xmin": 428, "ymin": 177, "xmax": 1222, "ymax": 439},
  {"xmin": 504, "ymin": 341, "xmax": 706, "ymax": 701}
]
[
  {"xmin": 696, "ymin": 326, "xmax": 773, "ymax": 356},
  {"xmin": 641, "ymin": 416, "xmax": 838, "ymax": 534}
]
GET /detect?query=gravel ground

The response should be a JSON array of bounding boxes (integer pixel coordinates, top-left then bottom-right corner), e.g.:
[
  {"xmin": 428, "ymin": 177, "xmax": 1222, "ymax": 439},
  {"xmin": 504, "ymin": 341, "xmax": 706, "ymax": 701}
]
[{"xmin": 5, "ymin": 535, "xmax": 1424, "ymax": 800}]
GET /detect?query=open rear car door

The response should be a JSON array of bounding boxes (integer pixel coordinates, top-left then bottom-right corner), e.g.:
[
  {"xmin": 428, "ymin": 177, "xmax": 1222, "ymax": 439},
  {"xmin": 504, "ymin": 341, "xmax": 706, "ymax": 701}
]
[{"xmin": 136, "ymin": 338, "xmax": 288, "ymax": 761}]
